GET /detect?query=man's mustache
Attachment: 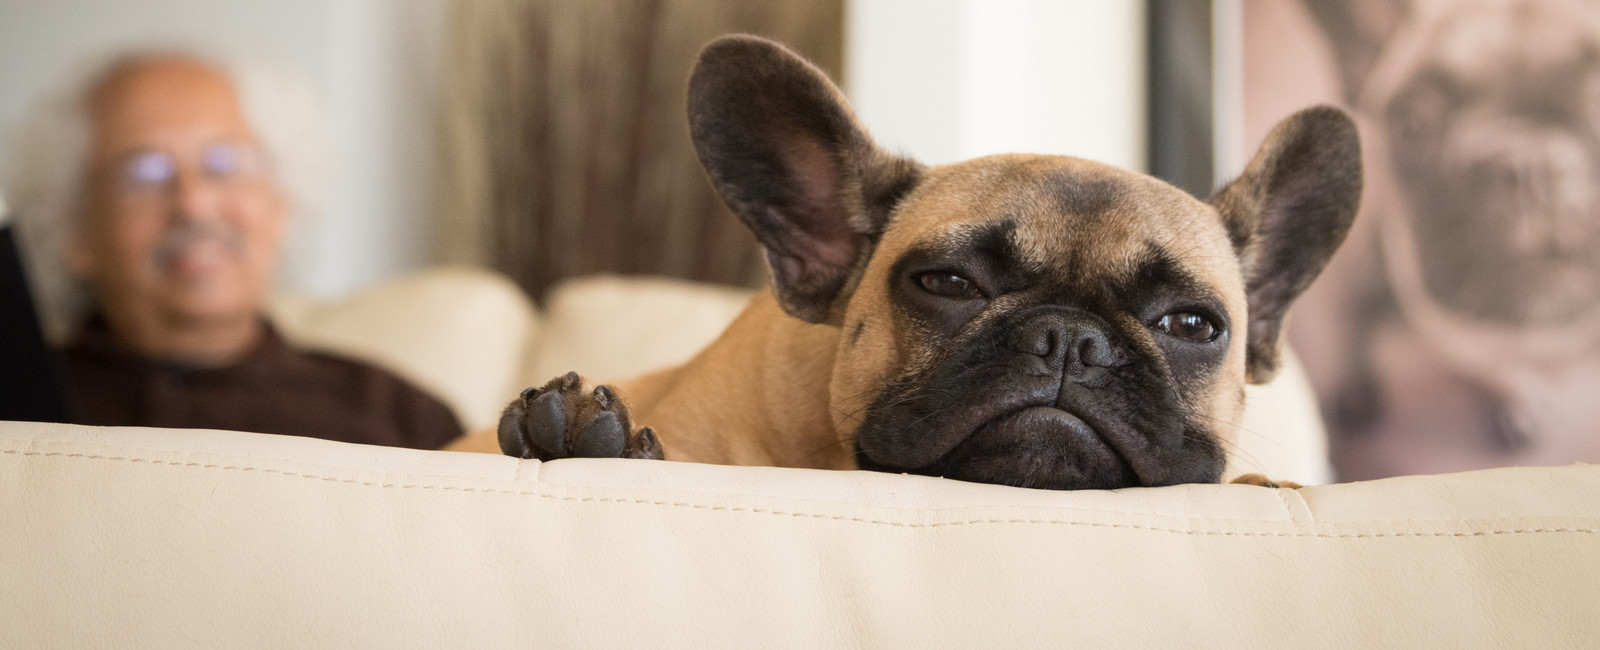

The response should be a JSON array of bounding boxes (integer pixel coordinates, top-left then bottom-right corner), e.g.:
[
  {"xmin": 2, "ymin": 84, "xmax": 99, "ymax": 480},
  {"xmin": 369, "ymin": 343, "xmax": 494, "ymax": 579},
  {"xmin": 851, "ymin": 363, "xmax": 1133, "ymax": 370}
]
[{"xmin": 153, "ymin": 220, "xmax": 245, "ymax": 268}]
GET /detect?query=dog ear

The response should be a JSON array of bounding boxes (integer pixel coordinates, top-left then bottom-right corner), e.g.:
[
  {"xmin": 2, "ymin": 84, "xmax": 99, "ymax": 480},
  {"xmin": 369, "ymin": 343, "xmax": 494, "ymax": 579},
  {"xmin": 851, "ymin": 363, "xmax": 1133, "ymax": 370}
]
[
  {"xmin": 1210, "ymin": 106, "xmax": 1362, "ymax": 384},
  {"xmin": 688, "ymin": 34, "xmax": 923, "ymax": 324}
]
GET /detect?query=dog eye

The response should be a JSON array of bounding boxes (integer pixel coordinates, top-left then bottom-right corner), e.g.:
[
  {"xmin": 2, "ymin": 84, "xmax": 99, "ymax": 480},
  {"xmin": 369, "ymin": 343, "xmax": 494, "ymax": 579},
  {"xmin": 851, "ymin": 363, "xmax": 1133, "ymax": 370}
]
[
  {"xmin": 1152, "ymin": 312, "xmax": 1219, "ymax": 342},
  {"xmin": 915, "ymin": 271, "xmax": 984, "ymax": 300}
]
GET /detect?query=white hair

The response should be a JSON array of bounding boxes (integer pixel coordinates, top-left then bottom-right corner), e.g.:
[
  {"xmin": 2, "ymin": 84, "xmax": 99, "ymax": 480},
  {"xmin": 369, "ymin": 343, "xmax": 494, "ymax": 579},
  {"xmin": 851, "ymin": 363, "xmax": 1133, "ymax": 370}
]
[{"xmin": 2, "ymin": 46, "xmax": 331, "ymax": 342}]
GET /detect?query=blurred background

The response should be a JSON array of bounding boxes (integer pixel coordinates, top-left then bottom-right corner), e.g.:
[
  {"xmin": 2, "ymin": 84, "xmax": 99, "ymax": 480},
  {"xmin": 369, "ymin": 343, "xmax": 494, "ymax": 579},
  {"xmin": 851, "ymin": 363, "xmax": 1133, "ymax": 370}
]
[
  {"xmin": 0, "ymin": 0, "xmax": 448, "ymax": 299},
  {"xmin": 4, "ymin": 0, "xmax": 1597, "ymax": 478},
  {"xmin": 0, "ymin": 0, "xmax": 1146, "ymax": 302},
  {"xmin": 1246, "ymin": 0, "xmax": 1600, "ymax": 479}
]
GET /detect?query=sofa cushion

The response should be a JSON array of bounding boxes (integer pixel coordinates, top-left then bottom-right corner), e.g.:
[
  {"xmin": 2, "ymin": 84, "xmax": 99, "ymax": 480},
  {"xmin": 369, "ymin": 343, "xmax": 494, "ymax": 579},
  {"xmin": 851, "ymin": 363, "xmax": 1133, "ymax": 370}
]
[
  {"xmin": 271, "ymin": 266, "xmax": 541, "ymax": 432},
  {"xmin": 3, "ymin": 420, "xmax": 1595, "ymax": 646},
  {"xmin": 520, "ymin": 274, "xmax": 755, "ymax": 386}
]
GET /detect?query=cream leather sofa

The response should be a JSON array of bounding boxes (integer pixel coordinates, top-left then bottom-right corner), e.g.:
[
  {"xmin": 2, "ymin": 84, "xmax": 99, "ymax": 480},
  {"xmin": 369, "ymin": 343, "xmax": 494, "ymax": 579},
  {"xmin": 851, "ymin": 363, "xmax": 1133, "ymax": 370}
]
[{"xmin": 4, "ymin": 268, "xmax": 1597, "ymax": 647}]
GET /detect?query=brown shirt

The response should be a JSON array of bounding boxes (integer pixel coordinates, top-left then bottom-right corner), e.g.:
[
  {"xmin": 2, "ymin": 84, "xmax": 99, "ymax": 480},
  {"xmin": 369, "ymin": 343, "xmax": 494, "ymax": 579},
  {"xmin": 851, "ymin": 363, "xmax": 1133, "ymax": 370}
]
[{"xmin": 59, "ymin": 317, "xmax": 462, "ymax": 449}]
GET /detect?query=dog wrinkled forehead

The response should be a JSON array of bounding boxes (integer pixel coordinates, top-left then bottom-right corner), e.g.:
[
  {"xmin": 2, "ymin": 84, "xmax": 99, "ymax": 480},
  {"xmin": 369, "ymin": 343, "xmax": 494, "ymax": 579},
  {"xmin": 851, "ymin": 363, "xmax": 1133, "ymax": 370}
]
[
  {"xmin": 887, "ymin": 154, "xmax": 1238, "ymax": 285},
  {"xmin": 1422, "ymin": 0, "xmax": 1600, "ymax": 74},
  {"xmin": 1362, "ymin": 0, "xmax": 1600, "ymax": 112}
]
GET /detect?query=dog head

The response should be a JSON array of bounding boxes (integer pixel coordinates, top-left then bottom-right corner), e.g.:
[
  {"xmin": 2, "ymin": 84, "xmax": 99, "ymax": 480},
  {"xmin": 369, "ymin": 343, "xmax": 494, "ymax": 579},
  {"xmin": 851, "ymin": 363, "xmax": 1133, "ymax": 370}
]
[
  {"xmin": 688, "ymin": 35, "xmax": 1361, "ymax": 489},
  {"xmin": 1308, "ymin": 0, "xmax": 1600, "ymax": 441},
  {"xmin": 1358, "ymin": 0, "xmax": 1600, "ymax": 329}
]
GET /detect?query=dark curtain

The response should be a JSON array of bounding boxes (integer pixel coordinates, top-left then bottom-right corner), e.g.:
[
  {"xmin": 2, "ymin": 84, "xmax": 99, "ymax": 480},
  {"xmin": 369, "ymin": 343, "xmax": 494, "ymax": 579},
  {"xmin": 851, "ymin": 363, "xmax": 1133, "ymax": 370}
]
[{"xmin": 441, "ymin": 0, "xmax": 845, "ymax": 301}]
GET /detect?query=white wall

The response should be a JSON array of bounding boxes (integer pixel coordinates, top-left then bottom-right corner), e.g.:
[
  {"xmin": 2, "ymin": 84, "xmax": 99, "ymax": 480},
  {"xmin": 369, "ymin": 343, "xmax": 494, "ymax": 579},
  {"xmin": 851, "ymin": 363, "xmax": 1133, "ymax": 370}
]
[
  {"xmin": 0, "ymin": 0, "xmax": 443, "ymax": 299},
  {"xmin": 846, "ymin": 0, "xmax": 1148, "ymax": 171}
]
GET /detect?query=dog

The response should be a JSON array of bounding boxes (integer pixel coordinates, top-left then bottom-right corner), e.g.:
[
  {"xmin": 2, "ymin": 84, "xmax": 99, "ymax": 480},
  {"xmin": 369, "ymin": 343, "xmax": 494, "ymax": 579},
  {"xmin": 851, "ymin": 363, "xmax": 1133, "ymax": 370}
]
[
  {"xmin": 453, "ymin": 35, "xmax": 1361, "ymax": 490},
  {"xmin": 1305, "ymin": 0, "xmax": 1600, "ymax": 456}
]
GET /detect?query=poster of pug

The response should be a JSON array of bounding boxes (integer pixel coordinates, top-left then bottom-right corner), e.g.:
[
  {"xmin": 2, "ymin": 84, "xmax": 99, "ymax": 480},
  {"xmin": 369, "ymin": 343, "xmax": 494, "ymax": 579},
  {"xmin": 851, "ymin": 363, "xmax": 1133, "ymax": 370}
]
[{"xmin": 1243, "ymin": 0, "xmax": 1600, "ymax": 480}]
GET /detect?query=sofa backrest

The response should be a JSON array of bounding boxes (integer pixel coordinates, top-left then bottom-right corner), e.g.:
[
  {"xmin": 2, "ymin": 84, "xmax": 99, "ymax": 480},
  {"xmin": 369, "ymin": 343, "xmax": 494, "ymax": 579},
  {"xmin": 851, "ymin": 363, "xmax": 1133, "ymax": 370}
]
[{"xmin": 3, "ymin": 419, "xmax": 1595, "ymax": 646}]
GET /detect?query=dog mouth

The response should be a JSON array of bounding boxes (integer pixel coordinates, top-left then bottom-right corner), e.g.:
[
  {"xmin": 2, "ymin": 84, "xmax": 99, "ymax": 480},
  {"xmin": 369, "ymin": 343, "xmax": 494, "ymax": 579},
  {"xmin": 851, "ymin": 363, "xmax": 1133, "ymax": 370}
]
[
  {"xmin": 856, "ymin": 398, "xmax": 1143, "ymax": 490},
  {"xmin": 930, "ymin": 405, "xmax": 1138, "ymax": 489},
  {"xmin": 978, "ymin": 406, "xmax": 1112, "ymax": 456},
  {"xmin": 851, "ymin": 319, "xmax": 1227, "ymax": 490}
]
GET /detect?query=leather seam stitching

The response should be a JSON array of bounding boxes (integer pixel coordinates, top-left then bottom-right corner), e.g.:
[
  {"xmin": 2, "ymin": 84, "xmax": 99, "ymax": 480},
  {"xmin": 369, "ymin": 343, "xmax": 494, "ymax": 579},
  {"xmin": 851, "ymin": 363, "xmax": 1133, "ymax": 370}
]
[
  {"xmin": 1273, "ymin": 490, "xmax": 1296, "ymax": 520},
  {"xmin": 10, "ymin": 449, "xmax": 1597, "ymax": 536}
]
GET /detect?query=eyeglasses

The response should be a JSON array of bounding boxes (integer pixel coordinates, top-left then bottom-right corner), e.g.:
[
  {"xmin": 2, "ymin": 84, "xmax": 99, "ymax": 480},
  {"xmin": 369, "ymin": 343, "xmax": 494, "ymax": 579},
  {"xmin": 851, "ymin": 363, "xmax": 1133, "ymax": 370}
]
[{"xmin": 98, "ymin": 142, "xmax": 271, "ymax": 201}]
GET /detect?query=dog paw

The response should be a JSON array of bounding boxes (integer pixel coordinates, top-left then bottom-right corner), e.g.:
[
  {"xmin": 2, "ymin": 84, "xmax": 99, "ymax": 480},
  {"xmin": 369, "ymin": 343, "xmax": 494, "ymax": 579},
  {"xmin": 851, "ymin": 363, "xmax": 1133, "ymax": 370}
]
[
  {"xmin": 497, "ymin": 371, "xmax": 665, "ymax": 461},
  {"xmin": 1229, "ymin": 473, "xmax": 1303, "ymax": 489}
]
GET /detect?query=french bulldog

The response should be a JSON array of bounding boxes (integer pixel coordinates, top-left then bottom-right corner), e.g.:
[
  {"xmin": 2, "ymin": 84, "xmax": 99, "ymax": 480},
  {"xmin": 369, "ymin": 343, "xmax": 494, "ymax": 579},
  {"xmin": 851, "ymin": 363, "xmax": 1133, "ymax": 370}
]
[
  {"xmin": 464, "ymin": 34, "xmax": 1361, "ymax": 490},
  {"xmin": 1306, "ymin": 0, "xmax": 1600, "ymax": 454}
]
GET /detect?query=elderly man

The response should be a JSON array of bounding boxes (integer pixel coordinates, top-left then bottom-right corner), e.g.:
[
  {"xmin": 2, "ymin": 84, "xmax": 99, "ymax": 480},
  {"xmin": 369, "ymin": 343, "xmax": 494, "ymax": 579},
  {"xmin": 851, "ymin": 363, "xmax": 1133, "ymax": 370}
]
[{"xmin": 5, "ymin": 52, "xmax": 461, "ymax": 449}]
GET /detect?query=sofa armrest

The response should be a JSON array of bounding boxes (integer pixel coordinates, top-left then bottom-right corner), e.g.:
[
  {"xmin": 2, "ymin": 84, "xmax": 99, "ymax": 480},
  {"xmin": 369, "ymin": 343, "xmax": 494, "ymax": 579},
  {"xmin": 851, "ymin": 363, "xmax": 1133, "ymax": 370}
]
[{"xmin": 4, "ymin": 420, "xmax": 1595, "ymax": 646}]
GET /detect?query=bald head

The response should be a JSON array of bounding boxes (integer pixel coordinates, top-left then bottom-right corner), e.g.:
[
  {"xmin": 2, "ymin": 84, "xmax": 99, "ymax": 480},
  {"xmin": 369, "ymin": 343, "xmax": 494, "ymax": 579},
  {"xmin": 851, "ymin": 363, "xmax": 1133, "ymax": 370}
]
[{"xmin": 86, "ymin": 57, "xmax": 254, "ymax": 176}]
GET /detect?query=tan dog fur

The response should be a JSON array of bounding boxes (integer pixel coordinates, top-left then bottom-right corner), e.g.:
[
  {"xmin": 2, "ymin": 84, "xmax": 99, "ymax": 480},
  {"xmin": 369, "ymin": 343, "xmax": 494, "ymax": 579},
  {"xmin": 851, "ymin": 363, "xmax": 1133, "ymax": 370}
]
[{"xmin": 451, "ymin": 35, "xmax": 1359, "ymax": 491}]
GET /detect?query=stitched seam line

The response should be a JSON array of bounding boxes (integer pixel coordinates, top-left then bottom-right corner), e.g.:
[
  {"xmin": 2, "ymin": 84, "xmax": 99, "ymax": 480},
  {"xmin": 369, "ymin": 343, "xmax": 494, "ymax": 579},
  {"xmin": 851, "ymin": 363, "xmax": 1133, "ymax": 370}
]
[
  {"xmin": 8, "ymin": 449, "xmax": 1598, "ymax": 537},
  {"xmin": 1273, "ymin": 489, "xmax": 1297, "ymax": 521}
]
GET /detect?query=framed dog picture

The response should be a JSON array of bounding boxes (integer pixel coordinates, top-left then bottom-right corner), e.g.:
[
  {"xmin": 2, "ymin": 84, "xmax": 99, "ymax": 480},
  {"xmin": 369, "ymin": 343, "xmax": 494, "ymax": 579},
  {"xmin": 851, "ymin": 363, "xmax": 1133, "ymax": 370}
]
[{"xmin": 1240, "ymin": 0, "xmax": 1600, "ymax": 479}]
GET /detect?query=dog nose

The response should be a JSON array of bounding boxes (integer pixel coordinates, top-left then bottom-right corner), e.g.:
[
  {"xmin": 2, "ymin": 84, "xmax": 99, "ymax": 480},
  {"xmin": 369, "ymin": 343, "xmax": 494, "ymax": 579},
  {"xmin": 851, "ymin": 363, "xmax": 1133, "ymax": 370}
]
[{"xmin": 1008, "ymin": 312, "xmax": 1125, "ymax": 373}]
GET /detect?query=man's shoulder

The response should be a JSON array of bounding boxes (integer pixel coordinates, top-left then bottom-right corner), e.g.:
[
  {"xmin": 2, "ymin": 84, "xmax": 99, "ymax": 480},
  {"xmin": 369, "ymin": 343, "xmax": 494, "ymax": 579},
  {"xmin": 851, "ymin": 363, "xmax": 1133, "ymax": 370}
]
[
  {"xmin": 288, "ymin": 345, "xmax": 435, "ymax": 403},
  {"xmin": 285, "ymin": 345, "xmax": 464, "ymax": 447}
]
